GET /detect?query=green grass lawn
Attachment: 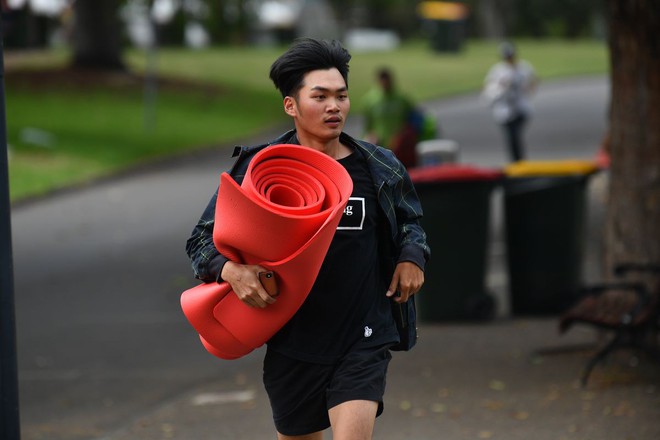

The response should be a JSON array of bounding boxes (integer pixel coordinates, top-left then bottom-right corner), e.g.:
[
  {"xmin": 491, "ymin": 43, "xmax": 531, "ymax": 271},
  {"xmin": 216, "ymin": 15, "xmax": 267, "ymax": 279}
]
[
  {"xmin": 129, "ymin": 39, "xmax": 608, "ymax": 101},
  {"xmin": 5, "ymin": 39, "xmax": 608, "ymax": 202},
  {"xmin": 6, "ymin": 70, "xmax": 285, "ymax": 201}
]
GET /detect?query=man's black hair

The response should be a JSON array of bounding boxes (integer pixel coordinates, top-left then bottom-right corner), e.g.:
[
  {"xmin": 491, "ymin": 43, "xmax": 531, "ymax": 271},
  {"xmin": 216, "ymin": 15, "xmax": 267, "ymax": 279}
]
[{"xmin": 269, "ymin": 38, "xmax": 351, "ymax": 98}]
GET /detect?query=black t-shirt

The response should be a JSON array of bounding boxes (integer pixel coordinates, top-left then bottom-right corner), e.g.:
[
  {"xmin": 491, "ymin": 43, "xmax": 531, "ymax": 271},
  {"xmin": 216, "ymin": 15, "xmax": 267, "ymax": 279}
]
[{"xmin": 267, "ymin": 151, "xmax": 399, "ymax": 363}]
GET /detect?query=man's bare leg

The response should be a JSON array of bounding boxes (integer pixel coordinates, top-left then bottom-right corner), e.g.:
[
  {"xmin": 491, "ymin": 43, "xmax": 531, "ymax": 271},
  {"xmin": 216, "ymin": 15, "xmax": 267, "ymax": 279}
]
[
  {"xmin": 278, "ymin": 431, "xmax": 324, "ymax": 440},
  {"xmin": 329, "ymin": 400, "xmax": 378, "ymax": 440}
]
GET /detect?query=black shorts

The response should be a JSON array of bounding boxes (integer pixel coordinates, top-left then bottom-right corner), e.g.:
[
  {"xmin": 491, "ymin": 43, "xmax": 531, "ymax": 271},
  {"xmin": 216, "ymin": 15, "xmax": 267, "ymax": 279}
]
[{"xmin": 262, "ymin": 343, "xmax": 392, "ymax": 436}]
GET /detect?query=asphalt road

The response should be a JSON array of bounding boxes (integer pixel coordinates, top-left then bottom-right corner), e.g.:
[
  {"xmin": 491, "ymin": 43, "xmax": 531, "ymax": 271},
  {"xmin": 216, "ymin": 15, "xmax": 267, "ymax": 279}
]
[{"xmin": 11, "ymin": 76, "xmax": 610, "ymax": 439}]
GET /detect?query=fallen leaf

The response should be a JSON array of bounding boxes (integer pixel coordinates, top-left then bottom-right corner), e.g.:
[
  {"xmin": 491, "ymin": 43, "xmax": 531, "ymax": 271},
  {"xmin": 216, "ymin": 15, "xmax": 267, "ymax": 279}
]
[
  {"xmin": 399, "ymin": 400, "xmax": 412, "ymax": 411},
  {"xmin": 481, "ymin": 399, "xmax": 505, "ymax": 411},
  {"xmin": 613, "ymin": 401, "xmax": 634, "ymax": 417},
  {"xmin": 512, "ymin": 411, "xmax": 530, "ymax": 420},
  {"xmin": 412, "ymin": 408, "xmax": 427, "ymax": 417},
  {"xmin": 478, "ymin": 430, "xmax": 494, "ymax": 438},
  {"xmin": 489, "ymin": 380, "xmax": 506, "ymax": 391},
  {"xmin": 581, "ymin": 391, "xmax": 596, "ymax": 401},
  {"xmin": 161, "ymin": 423, "xmax": 175, "ymax": 438},
  {"xmin": 431, "ymin": 403, "xmax": 447, "ymax": 413},
  {"xmin": 450, "ymin": 408, "xmax": 463, "ymax": 419},
  {"xmin": 528, "ymin": 353, "xmax": 544, "ymax": 364},
  {"xmin": 544, "ymin": 389, "xmax": 561, "ymax": 401},
  {"xmin": 438, "ymin": 388, "xmax": 450, "ymax": 398}
]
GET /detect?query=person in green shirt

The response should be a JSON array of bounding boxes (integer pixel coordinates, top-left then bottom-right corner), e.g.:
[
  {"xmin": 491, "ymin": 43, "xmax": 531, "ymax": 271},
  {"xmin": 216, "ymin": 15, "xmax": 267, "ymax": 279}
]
[
  {"xmin": 363, "ymin": 68, "xmax": 414, "ymax": 146},
  {"xmin": 362, "ymin": 67, "xmax": 418, "ymax": 167}
]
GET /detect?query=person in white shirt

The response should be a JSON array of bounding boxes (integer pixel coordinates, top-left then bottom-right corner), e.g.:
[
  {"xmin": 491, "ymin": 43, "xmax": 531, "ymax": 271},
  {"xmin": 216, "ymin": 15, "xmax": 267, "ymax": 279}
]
[{"xmin": 483, "ymin": 42, "xmax": 538, "ymax": 162}]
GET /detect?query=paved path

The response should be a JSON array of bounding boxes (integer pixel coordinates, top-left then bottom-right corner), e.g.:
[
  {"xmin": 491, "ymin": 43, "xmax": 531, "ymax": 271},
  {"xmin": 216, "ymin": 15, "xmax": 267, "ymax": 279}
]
[{"xmin": 11, "ymin": 76, "xmax": 659, "ymax": 439}]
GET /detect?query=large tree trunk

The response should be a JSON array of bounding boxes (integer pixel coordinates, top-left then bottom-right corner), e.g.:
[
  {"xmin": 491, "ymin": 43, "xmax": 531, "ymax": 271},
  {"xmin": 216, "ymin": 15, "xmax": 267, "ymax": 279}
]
[
  {"xmin": 604, "ymin": 0, "xmax": 660, "ymax": 275},
  {"xmin": 473, "ymin": 0, "xmax": 519, "ymax": 39},
  {"xmin": 71, "ymin": 0, "xmax": 125, "ymax": 70}
]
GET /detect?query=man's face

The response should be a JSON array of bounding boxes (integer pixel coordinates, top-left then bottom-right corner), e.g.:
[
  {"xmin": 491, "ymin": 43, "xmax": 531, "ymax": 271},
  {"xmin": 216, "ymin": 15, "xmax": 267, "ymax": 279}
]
[
  {"xmin": 379, "ymin": 75, "xmax": 393, "ymax": 93},
  {"xmin": 284, "ymin": 68, "xmax": 350, "ymax": 143}
]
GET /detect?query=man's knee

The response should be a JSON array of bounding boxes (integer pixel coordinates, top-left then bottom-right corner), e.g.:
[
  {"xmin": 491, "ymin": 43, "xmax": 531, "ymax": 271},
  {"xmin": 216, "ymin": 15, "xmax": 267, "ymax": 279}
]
[
  {"xmin": 277, "ymin": 431, "xmax": 324, "ymax": 440},
  {"xmin": 329, "ymin": 400, "xmax": 378, "ymax": 440}
]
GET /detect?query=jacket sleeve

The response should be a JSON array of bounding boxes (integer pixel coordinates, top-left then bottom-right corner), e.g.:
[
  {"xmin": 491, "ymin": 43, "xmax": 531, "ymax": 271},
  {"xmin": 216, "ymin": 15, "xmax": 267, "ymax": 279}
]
[
  {"xmin": 184, "ymin": 188, "xmax": 229, "ymax": 283},
  {"xmin": 393, "ymin": 167, "xmax": 431, "ymax": 271},
  {"xmin": 185, "ymin": 145, "xmax": 258, "ymax": 282}
]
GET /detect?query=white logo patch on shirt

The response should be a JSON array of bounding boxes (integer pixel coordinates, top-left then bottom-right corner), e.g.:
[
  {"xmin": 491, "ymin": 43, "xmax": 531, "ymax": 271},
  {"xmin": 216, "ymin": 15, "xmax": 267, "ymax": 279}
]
[
  {"xmin": 337, "ymin": 197, "xmax": 365, "ymax": 230},
  {"xmin": 364, "ymin": 326, "xmax": 373, "ymax": 337}
]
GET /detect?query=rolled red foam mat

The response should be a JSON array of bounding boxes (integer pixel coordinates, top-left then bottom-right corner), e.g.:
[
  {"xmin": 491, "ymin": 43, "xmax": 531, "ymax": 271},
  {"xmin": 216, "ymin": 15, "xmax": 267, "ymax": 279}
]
[{"xmin": 181, "ymin": 144, "xmax": 353, "ymax": 359}]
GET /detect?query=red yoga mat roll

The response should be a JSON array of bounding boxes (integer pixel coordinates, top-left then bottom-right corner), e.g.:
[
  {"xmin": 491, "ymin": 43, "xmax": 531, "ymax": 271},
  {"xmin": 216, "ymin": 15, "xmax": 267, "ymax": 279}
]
[{"xmin": 181, "ymin": 144, "xmax": 353, "ymax": 359}]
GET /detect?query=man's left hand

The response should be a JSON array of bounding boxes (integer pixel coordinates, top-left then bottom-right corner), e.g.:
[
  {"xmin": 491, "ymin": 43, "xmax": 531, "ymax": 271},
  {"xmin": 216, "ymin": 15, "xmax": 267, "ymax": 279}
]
[{"xmin": 386, "ymin": 261, "xmax": 424, "ymax": 303}]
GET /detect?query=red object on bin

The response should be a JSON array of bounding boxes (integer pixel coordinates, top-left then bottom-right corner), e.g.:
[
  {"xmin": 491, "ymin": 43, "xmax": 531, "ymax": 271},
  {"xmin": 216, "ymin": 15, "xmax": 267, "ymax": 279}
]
[{"xmin": 408, "ymin": 164, "xmax": 503, "ymax": 184}]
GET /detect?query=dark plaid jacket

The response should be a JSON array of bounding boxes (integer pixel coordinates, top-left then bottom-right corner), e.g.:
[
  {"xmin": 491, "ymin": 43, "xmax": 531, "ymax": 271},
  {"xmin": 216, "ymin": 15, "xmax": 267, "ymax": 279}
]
[{"xmin": 185, "ymin": 129, "xmax": 430, "ymax": 283}]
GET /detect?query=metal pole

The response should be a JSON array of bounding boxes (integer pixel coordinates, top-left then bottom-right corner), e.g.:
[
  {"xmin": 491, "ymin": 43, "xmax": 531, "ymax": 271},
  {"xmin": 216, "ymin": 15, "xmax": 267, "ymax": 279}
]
[
  {"xmin": 0, "ymin": 15, "xmax": 22, "ymax": 440},
  {"xmin": 143, "ymin": 15, "xmax": 158, "ymax": 132}
]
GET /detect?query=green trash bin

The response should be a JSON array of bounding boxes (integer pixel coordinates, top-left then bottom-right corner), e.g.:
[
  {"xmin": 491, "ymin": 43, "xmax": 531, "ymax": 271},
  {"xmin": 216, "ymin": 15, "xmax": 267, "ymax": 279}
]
[
  {"xmin": 428, "ymin": 19, "xmax": 466, "ymax": 53},
  {"xmin": 410, "ymin": 164, "xmax": 503, "ymax": 321},
  {"xmin": 417, "ymin": 1, "xmax": 469, "ymax": 53},
  {"xmin": 503, "ymin": 160, "xmax": 599, "ymax": 315}
]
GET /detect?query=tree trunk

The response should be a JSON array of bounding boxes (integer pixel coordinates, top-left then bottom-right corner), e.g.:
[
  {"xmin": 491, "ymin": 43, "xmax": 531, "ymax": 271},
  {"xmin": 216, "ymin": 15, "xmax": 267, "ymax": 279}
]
[
  {"xmin": 604, "ymin": 0, "xmax": 660, "ymax": 276},
  {"xmin": 71, "ymin": 0, "xmax": 125, "ymax": 70},
  {"xmin": 475, "ymin": 0, "xmax": 506, "ymax": 39}
]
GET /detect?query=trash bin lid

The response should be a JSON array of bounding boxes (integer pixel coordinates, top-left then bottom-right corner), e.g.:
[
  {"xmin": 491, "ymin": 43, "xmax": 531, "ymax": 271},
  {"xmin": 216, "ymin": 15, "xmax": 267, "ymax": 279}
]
[
  {"xmin": 416, "ymin": 139, "xmax": 459, "ymax": 155},
  {"xmin": 417, "ymin": 1, "xmax": 469, "ymax": 21},
  {"xmin": 409, "ymin": 164, "xmax": 503, "ymax": 183},
  {"xmin": 505, "ymin": 160, "xmax": 599, "ymax": 178}
]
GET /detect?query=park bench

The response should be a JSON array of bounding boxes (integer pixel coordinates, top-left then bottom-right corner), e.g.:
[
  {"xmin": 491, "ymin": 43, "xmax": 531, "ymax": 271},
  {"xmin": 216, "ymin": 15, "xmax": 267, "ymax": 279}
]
[{"xmin": 558, "ymin": 262, "xmax": 660, "ymax": 386}]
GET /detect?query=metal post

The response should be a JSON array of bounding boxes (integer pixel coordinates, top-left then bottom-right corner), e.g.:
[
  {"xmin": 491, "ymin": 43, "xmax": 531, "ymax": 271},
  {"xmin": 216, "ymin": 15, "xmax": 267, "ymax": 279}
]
[
  {"xmin": 143, "ymin": 15, "xmax": 159, "ymax": 132},
  {"xmin": 0, "ymin": 16, "xmax": 22, "ymax": 440}
]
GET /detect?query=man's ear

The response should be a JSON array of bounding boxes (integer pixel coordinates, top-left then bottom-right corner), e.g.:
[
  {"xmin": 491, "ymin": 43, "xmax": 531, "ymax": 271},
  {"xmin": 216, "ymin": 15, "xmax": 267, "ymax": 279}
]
[{"xmin": 283, "ymin": 96, "xmax": 296, "ymax": 117}]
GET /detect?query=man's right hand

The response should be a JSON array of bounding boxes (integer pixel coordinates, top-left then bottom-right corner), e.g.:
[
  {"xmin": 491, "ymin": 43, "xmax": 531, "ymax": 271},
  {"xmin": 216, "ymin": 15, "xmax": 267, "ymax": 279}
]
[{"xmin": 220, "ymin": 261, "xmax": 277, "ymax": 309}]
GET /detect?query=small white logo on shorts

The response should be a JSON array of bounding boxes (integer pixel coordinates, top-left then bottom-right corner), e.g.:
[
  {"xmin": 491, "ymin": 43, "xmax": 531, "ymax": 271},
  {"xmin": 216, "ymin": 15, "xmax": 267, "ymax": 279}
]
[{"xmin": 364, "ymin": 326, "xmax": 373, "ymax": 337}]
